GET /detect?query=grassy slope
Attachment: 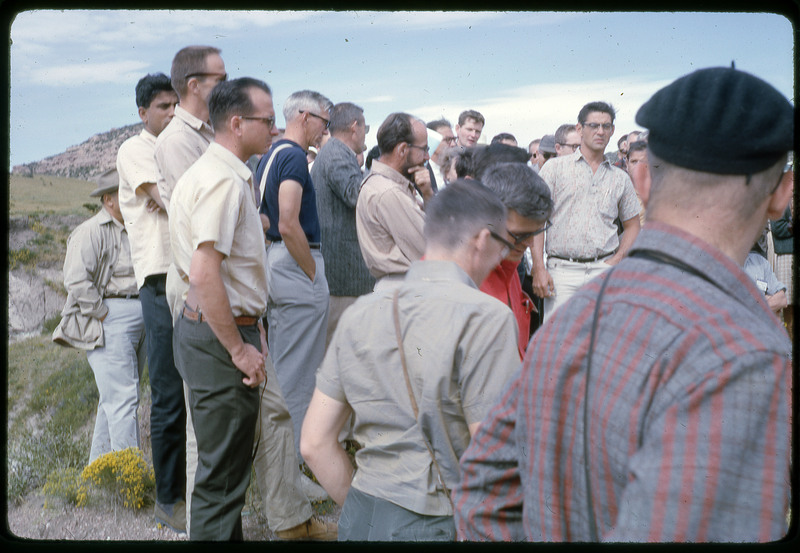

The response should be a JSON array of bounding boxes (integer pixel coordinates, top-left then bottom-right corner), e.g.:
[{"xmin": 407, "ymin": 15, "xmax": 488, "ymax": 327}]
[{"xmin": 9, "ymin": 174, "xmax": 97, "ymax": 216}]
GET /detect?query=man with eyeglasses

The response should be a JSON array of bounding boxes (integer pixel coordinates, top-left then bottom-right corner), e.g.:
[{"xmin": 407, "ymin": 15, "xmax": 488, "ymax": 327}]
[
  {"xmin": 554, "ymin": 123, "xmax": 581, "ymax": 157},
  {"xmin": 310, "ymin": 102, "xmax": 375, "ymax": 349},
  {"xmin": 301, "ymin": 179, "xmax": 520, "ymax": 541},
  {"xmin": 255, "ymin": 89, "xmax": 334, "ymax": 469},
  {"xmin": 356, "ymin": 112, "xmax": 431, "ymax": 291},
  {"xmin": 426, "ymin": 118, "xmax": 456, "ymax": 191},
  {"xmin": 478, "ymin": 162, "xmax": 553, "ymax": 358},
  {"xmin": 532, "ymin": 101, "xmax": 641, "ymax": 322}
]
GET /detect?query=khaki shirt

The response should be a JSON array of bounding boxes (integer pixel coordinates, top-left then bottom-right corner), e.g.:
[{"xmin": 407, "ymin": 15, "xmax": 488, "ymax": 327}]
[
  {"xmin": 355, "ymin": 160, "xmax": 425, "ymax": 279},
  {"xmin": 166, "ymin": 143, "xmax": 268, "ymax": 323},
  {"xmin": 117, "ymin": 129, "xmax": 171, "ymax": 287},
  {"xmin": 154, "ymin": 105, "xmax": 214, "ymax": 212},
  {"xmin": 316, "ymin": 260, "xmax": 520, "ymax": 516}
]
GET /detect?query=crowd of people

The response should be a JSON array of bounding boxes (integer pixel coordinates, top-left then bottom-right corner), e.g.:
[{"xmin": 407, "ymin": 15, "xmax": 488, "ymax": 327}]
[{"xmin": 52, "ymin": 44, "xmax": 793, "ymax": 543}]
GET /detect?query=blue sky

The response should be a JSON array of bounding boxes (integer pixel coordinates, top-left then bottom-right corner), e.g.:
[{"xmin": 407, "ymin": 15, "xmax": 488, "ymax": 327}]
[{"xmin": 8, "ymin": 9, "xmax": 795, "ymax": 168}]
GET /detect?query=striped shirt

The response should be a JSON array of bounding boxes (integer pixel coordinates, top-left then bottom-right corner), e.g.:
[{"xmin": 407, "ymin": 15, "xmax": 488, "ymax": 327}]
[{"xmin": 454, "ymin": 222, "xmax": 792, "ymax": 542}]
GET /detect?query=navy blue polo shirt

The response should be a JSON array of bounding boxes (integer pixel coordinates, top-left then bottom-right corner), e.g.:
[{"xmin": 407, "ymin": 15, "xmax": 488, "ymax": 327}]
[{"xmin": 256, "ymin": 139, "xmax": 322, "ymax": 244}]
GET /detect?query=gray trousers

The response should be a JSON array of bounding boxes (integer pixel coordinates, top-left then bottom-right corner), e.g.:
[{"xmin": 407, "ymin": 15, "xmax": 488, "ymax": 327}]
[
  {"xmin": 174, "ymin": 315, "xmax": 259, "ymax": 541},
  {"xmin": 338, "ymin": 487, "xmax": 456, "ymax": 541},
  {"xmin": 86, "ymin": 298, "xmax": 146, "ymax": 463},
  {"xmin": 266, "ymin": 243, "xmax": 329, "ymax": 460}
]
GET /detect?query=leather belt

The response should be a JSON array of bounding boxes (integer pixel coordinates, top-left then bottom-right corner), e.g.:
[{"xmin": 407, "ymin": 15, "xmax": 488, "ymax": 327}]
[
  {"xmin": 105, "ymin": 293, "xmax": 139, "ymax": 299},
  {"xmin": 268, "ymin": 237, "xmax": 321, "ymax": 249},
  {"xmin": 549, "ymin": 251, "xmax": 614, "ymax": 263},
  {"xmin": 182, "ymin": 304, "xmax": 259, "ymax": 326}
]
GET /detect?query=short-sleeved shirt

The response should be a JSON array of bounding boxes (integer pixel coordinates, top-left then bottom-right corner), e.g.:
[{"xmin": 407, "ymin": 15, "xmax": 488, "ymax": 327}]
[
  {"xmin": 256, "ymin": 139, "xmax": 321, "ymax": 243},
  {"xmin": 316, "ymin": 260, "xmax": 520, "ymax": 516},
  {"xmin": 539, "ymin": 150, "xmax": 640, "ymax": 259},
  {"xmin": 117, "ymin": 129, "xmax": 171, "ymax": 288},
  {"xmin": 355, "ymin": 160, "xmax": 425, "ymax": 279},
  {"xmin": 744, "ymin": 252, "xmax": 786, "ymax": 295},
  {"xmin": 166, "ymin": 142, "xmax": 268, "ymax": 322},
  {"xmin": 154, "ymin": 105, "xmax": 214, "ymax": 212}
]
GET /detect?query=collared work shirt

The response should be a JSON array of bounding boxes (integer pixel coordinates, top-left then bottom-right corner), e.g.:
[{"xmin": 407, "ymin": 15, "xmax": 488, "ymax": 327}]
[
  {"xmin": 117, "ymin": 128, "xmax": 171, "ymax": 288},
  {"xmin": 479, "ymin": 259, "xmax": 531, "ymax": 358},
  {"xmin": 166, "ymin": 143, "xmax": 268, "ymax": 322},
  {"xmin": 453, "ymin": 222, "xmax": 792, "ymax": 542},
  {"xmin": 316, "ymin": 260, "xmax": 520, "ymax": 516},
  {"xmin": 356, "ymin": 160, "xmax": 425, "ymax": 279},
  {"xmin": 154, "ymin": 105, "xmax": 214, "ymax": 211},
  {"xmin": 539, "ymin": 150, "xmax": 640, "ymax": 259}
]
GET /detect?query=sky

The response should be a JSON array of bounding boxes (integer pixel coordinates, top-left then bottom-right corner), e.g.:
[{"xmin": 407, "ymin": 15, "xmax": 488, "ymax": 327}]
[{"xmin": 7, "ymin": 9, "xmax": 796, "ymax": 168}]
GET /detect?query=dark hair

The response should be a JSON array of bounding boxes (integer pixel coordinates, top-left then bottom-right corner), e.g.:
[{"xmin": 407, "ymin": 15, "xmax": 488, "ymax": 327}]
[
  {"xmin": 365, "ymin": 145, "xmax": 381, "ymax": 170},
  {"xmin": 208, "ymin": 77, "xmax": 272, "ymax": 132},
  {"xmin": 455, "ymin": 146, "xmax": 479, "ymax": 178},
  {"xmin": 329, "ymin": 102, "xmax": 364, "ymax": 135},
  {"xmin": 424, "ymin": 178, "xmax": 506, "ymax": 251},
  {"xmin": 376, "ymin": 112, "xmax": 416, "ymax": 154},
  {"xmin": 626, "ymin": 140, "xmax": 648, "ymax": 160},
  {"xmin": 480, "ymin": 162, "xmax": 553, "ymax": 221},
  {"xmin": 458, "ymin": 109, "xmax": 485, "ymax": 127},
  {"xmin": 491, "ymin": 132, "xmax": 517, "ymax": 145},
  {"xmin": 171, "ymin": 45, "xmax": 221, "ymax": 97},
  {"xmin": 473, "ymin": 143, "xmax": 531, "ymax": 180},
  {"xmin": 617, "ymin": 134, "xmax": 629, "ymax": 150},
  {"xmin": 554, "ymin": 123, "xmax": 577, "ymax": 145},
  {"xmin": 135, "ymin": 73, "xmax": 175, "ymax": 109},
  {"xmin": 578, "ymin": 101, "xmax": 616, "ymax": 125},
  {"xmin": 427, "ymin": 118, "xmax": 451, "ymax": 132}
]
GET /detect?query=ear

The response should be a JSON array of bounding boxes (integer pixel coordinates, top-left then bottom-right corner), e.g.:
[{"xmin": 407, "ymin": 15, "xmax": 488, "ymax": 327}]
[
  {"xmin": 230, "ymin": 114, "xmax": 243, "ymax": 135},
  {"xmin": 138, "ymin": 106, "xmax": 148, "ymax": 123},
  {"xmin": 766, "ymin": 170, "xmax": 794, "ymax": 220}
]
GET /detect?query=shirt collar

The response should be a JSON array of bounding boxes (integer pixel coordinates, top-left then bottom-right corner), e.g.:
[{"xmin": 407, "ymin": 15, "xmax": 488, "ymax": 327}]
[
  {"xmin": 369, "ymin": 160, "xmax": 415, "ymax": 191},
  {"xmin": 140, "ymin": 128, "xmax": 157, "ymax": 144},
  {"xmin": 174, "ymin": 105, "xmax": 213, "ymax": 133},
  {"xmin": 206, "ymin": 142, "xmax": 254, "ymax": 183},
  {"xmin": 404, "ymin": 259, "xmax": 478, "ymax": 290}
]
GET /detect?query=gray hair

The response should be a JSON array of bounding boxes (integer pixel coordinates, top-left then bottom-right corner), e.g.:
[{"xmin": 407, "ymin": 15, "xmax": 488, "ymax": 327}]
[
  {"xmin": 283, "ymin": 90, "xmax": 333, "ymax": 123},
  {"xmin": 554, "ymin": 123, "xmax": 577, "ymax": 145},
  {"xmin": 480, "ymin": 162, "xmax": 553, "ymax": 222},
  {"xmin": 329, "ymin": 102, "xmax": 364, "ymax": 135}
]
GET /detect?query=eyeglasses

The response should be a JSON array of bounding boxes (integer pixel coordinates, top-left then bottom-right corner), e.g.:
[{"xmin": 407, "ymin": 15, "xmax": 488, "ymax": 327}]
[
  {"xmin": 442, "ymin": 136, "xmax": 458, "ymax": 145},
  {"xmin": 408, "ymin": 143, "xmax": 430, "ymax": 153},
  {"xmin": 185, "ymin": 72, "xmax": 228, "ymax": 82},
  {"xmin": 300, "ymin": 110, "xmax": 330, "ymax": 129},
  {"xmin": 488, "ymin": 229, "xmax": 514, "ymax": 258},
  {"xmin": 507, "ymin": 220, "xmax": 552, "ymax": 245},
  {"xmin": 583, "ymin": 123, "xmax": 613, "ymax": 132},
  {"xmin": 241, "ymin": 115, "xmax": 276, "ymax": 129},
  {"xmin": 364, "ymin": 124, "xmax": 371, "ymax": 133},
  {"xmin": 558, "ymin": 143, "xmax": 581, "ymax": 151}
]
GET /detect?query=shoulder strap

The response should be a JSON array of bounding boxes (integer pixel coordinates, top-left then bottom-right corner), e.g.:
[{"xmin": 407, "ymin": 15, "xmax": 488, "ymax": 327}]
[
  {"xmin": 392, "ymin": 289, "xmax": 455, "ymax": 511},
  {"xmin": 258, "ymin": 143, "xmax": 293, "ymax": 204}
]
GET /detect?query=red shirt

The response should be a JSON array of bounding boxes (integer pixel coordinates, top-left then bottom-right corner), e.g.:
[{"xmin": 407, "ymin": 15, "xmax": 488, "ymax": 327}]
[{"xmin": 479, "ymin": 259, "xmax": 533, "ymax": 358}]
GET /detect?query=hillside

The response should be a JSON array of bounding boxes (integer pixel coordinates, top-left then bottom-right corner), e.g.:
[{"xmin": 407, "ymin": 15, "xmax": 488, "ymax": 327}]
[{"xmin": 11, "ymin": 123, "xmax": 143, "ymax": 180}]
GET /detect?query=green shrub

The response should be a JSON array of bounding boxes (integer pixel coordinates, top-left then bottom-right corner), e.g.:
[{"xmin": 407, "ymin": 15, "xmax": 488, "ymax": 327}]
[{"xmin": 43, "ymin": 467, "xmax": 85, "ymax": 507}]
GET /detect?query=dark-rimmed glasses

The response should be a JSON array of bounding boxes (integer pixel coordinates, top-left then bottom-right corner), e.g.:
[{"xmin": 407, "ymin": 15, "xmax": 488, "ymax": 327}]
[
  {"xmin": 241, "ymin": 115, "xmax": 276, "ymax": 129},
  {"xmin": 507, "ymin": 220, "xmax": 552, "ymax": 245},
  {"xmin": 300, "ymin": 110, "xmax": 330, "ymax": 129},
  {"xmin": 558, "ymin": 143, "xmax": 581, "ymax": 152},
  {"xmin": 583, "ymin": 122, "xmax": 613, "ymax": 132},
  {"xmin": 185, "ymin": 72, "xmax": 228, "ymax": 82},
  {"xmin": 488, "ymin": 229, "xmax": 515, "ymax": 258},
  {"xmin": 408, "ymin": 143, "xmax": 430, "ymax": 153}
]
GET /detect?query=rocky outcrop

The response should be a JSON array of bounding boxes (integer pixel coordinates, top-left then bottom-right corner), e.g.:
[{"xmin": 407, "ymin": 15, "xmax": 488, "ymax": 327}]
[
  {"xmin": 11, "ymin": 123, "xmax": 143, "ymax": 180},
  {"xmin": 8, "ymin": 268, "xmax": 65, "ymax": 343}
]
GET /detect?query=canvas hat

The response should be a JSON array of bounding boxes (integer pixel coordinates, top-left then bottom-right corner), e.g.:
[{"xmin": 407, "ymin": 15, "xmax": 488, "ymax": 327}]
[
  {"xmin": 89, "ymin": 168, "xmax": 119, "ymax": 197},
  {"xmin": 539, "ymin": 134, "xmax": 557, "ymax": 154}
]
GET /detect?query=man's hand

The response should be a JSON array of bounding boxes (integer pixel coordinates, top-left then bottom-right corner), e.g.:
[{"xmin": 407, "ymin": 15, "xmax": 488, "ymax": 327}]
[
  {"xmin": 532, "ymin": 267, "xmax": 555, "ymax": 299},
  {"xmin": 409, "ymin": 165, "xmax": 434, "ymax": 203},
  {"xmin": 766, "ymin": 290, "xmax": 788, "ymax": 313},
  {"xmin": 145, "ymin": 199, "xmax": 162, "ymax": 213},
  {"xmin": 231, "ymin": 342, "xmax": 267, "ymax": 387}
]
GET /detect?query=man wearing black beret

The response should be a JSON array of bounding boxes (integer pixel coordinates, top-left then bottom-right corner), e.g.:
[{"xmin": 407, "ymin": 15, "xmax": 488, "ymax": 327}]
[{"xmin": 453, "ymin": 66, "xmax": 794, "ymax": 542}]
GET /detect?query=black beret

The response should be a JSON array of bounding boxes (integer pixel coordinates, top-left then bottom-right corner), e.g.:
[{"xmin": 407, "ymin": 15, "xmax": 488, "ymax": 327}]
[{"xmin": 636, "ymin": 67, "xmax": 793, "ymax": 175}]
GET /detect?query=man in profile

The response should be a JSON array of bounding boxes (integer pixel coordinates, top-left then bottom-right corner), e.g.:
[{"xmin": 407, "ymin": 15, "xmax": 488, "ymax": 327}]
[{"xmin": 454, "ymin": 66, "xmax": 794, "ymax": 543}]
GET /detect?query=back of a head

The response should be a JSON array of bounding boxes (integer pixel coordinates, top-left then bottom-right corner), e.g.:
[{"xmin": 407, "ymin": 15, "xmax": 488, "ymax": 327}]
[
  {"xmin": 283, "ymin": 90, "xmax": 333, "ymax": 123},
  {"xmin": 427, "ymin": 118, "xmax": 452, "ymax": 133},
  {"xmin": 424, "ymin": 178, "xmax": 506, "ymax": 251},
  {"xmin": 491, "ymin": 132, "xmax": 517, "ymax": 145},
  {"xmin": 136, "ymin": 73, "xmax": 174, "ymax": 109},
  {"xmin": 480, "ymin": 162, "xmax": 553, "ymax": 222},
  {"xmin": 455, "ymin": 146, "xmax": 481, "ymax": 178},
  {"xmin": 208, "ymin": 77, "xmax": 271, "ymax": 132},
  {"xmin": 171, "ymin": 45, "xmax": 221, "ymax": 98},
  {"xmin": 377, "ymin": 112, "xmax": 416, "ymax": 154},
  {"xmin": 636, "ymin": 66, "xmax": 793, "ymax": 217},
  {"xmin": 329, "ymin": 102, "xmax": 364, "ymax": 135},
  {"xmin": 473, "ymin": 142, "xmax": 532, "ymax": 179}
]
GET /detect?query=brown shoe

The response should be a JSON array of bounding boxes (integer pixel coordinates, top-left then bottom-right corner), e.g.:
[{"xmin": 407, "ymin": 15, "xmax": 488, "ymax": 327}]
[{"xmin": 275, "ymin": 516, "xmax": 337, "ymax": 541}]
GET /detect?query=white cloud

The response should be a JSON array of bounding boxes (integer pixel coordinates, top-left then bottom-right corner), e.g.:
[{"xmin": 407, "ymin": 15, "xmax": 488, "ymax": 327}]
[
  {"xmin": 364, "ymin": 95, "xmax": 395, "ymax": 103},
  {"xmin": 28, "ymin": 60, "xmax": 152, "ymax": 87}
]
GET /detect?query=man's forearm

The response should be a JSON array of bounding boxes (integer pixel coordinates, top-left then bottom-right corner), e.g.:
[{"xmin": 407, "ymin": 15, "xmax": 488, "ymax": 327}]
[
  {"xmin": 279, "ymin": 220, "xmax": 316, "ymax": 280},
  {"xmin": 608, "ymin": 216, "xmax": 641, "ymax": 264}
]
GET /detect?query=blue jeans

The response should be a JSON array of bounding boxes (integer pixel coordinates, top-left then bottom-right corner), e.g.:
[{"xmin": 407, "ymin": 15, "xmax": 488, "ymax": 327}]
[
  {"xmin": 140, "ymin": 274, "xmax": 186, "ymax": 505},
  {"xmin": 339, "ymin": 487, "xmax": 456, "ymax": 541}
]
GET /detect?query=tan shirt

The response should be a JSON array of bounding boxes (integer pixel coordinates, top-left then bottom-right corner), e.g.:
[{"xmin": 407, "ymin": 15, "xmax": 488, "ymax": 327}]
[
  {"xmin": 355, "ymin": 160, "xmax": 425, "ymax": 279},
  {"xmin": 166, "ymin": 143, "xmax": 268, "ymax": 323},
  {"xmin": 117, "ymin": 129, "xmax": 171, "ymax": 288},
  {"xmin": 154, "ymin": 105, "xmax": 214, "ymax": 212},
  {"xmin": 104, "ymin": 217, "xmax": 138, "ymax": 296}
]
